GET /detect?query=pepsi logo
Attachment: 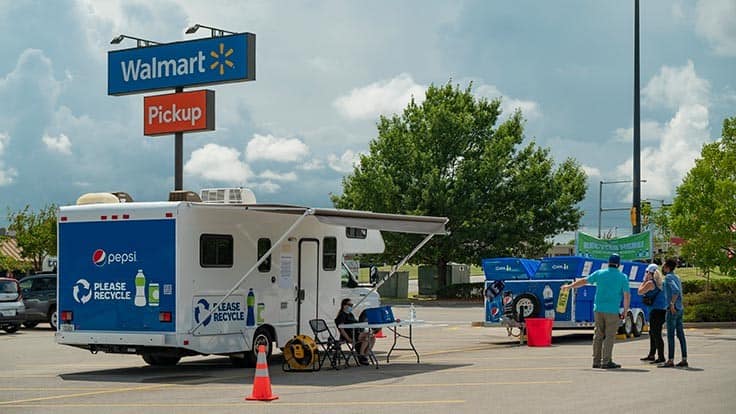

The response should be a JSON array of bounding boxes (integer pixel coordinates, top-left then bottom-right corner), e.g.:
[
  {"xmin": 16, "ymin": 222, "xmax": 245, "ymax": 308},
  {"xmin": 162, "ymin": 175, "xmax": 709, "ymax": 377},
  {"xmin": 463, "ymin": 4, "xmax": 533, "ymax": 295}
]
[
  {"xmin": 491, "ymin": 306, "xmax": 499, "ymax": 316},
  {"xmin": 93, "ymin": 249, "xmax": 106, "ymax": 267}
]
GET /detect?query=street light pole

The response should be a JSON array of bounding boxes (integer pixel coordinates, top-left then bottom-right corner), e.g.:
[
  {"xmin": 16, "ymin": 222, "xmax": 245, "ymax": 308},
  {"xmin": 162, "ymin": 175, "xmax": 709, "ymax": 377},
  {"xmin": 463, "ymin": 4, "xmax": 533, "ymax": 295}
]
[{"xmin": 633, "ymin": 0, "xmax": 642, "ymax": 234}]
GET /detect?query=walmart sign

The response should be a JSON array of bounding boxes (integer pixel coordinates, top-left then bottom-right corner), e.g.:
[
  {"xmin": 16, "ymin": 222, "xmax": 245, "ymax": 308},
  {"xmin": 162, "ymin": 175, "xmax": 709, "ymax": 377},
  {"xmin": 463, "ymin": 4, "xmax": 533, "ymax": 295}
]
[{"xmin": 108, "ymin": 33, "xmax": 255, "ymax": 95}]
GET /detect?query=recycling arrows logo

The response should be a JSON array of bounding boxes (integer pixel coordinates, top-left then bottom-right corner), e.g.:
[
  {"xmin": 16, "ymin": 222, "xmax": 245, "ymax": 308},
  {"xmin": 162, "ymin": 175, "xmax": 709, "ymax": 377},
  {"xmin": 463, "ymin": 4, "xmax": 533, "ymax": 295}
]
[
  {"xmin": 73, "ymin": 279, "xmax": 92, "ymax": 304},
  {"xmin": 194, "ymin": 298, "xmax": 211, "ymax": 327}
]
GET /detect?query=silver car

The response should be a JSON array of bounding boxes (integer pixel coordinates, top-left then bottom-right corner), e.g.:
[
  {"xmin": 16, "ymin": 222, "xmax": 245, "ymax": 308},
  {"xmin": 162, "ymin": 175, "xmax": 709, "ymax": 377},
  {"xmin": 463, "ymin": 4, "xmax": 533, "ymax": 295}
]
[{"xmin": 0, "ymin": 278, "xmax": 25, "ymax": 333}]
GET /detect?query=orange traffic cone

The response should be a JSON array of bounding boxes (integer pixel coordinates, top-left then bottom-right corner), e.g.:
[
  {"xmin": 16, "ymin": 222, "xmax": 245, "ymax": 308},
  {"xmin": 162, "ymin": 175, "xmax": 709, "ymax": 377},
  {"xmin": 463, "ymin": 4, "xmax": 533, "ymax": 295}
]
[
  {"xmin": 375, "ymin": 328, "xmax": 385, "ymax": 338},
  {"xmin": 245, "ymin": 345, "xmax": 279, "ymax": 401}
]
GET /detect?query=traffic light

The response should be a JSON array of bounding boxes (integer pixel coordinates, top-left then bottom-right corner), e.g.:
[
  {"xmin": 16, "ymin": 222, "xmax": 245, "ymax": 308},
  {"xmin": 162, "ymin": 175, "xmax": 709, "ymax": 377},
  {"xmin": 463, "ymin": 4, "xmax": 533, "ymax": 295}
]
[{"xmin": 630, "ymin": 206, "xmax": 638, "ymax": 227}]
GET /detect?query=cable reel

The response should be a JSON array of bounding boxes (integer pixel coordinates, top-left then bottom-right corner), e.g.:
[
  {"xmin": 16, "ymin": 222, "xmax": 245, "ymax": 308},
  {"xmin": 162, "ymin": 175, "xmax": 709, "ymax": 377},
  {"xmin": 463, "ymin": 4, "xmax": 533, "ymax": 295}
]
[{"xmin": 282, "ymin": 335, "xmax": 319, "ymax": 372}]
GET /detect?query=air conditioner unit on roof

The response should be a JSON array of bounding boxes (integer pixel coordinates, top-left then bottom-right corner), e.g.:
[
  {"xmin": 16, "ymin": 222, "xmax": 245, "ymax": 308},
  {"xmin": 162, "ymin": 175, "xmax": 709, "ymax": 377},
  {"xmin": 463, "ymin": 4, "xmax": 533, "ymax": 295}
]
[{"xmin": 199, "ymin": 188, "xmax": 256, "ymax": 204}]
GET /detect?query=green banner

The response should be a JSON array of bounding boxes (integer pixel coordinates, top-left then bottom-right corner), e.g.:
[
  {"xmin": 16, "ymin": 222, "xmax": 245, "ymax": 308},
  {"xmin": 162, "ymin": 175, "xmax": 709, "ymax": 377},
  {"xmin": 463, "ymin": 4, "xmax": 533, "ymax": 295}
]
[{"xmin": 575, "ymin": 231, "xmax": 652, "ymax": 260}]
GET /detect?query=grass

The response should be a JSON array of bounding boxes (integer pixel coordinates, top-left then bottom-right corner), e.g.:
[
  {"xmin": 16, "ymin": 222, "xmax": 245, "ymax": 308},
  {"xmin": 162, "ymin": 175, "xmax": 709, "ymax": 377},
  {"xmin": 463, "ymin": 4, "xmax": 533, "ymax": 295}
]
[
  {"xmin": 357, "ymin": 264, "xmax": 485, "ymax": 282},
  {"xmin": 676, "ymin": 267, "xmax": 730, "ymax": 281}
]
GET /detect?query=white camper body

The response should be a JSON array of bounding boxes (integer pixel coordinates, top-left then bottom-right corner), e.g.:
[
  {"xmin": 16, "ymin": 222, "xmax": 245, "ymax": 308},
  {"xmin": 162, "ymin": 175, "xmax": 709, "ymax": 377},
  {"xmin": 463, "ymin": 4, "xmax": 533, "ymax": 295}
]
[{"xmin": 55, "ymin": 200, "xmax": 446, "ymax": 366}]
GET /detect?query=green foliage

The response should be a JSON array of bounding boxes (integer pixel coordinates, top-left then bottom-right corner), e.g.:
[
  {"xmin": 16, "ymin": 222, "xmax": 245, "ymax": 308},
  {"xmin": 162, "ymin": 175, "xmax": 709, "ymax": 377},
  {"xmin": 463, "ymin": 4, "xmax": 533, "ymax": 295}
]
[
  {"xmin": 681, "ymin": 278, "xmax": 736, "ymax": 295},
  {"xmin": 4, "ymin": 204, "xmax": 57, "ymax": 271},
  {"xmin": 671, "ymin": 116, "xmax": 736, "ymax": 277},
  {"xmin": 0, "ymin": 254, "xmax": 33, "ymax": 274},
  {"xmin": 683, "ymin": 292, "xmax": 736, "ymax": 322},
  {"xmin": 332, "ymin": 82, "xmax": 587, "ymax": 285}
]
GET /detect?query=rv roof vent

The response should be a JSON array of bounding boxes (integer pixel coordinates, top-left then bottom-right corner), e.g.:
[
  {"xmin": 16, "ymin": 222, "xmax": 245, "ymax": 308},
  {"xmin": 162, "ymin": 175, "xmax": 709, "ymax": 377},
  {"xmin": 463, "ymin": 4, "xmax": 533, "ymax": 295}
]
[
  {"xmin": 169, "ymin": 190, "xmax": 202, "ymax": 202},
  {"xmin": 200, "ymin": 188, "xmax": 256, "ymax": 204},
  {"xmin": 77, "ymin": 192, "xmax": 121, "ymax": 205}
]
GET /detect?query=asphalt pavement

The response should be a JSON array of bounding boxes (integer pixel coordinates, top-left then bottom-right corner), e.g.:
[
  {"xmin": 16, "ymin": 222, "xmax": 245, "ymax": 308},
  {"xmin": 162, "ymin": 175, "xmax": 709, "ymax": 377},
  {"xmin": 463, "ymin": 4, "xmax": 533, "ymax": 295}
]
[{"xmin": 1, "ymin": 305, "xmax": 734, "ymax": 414}]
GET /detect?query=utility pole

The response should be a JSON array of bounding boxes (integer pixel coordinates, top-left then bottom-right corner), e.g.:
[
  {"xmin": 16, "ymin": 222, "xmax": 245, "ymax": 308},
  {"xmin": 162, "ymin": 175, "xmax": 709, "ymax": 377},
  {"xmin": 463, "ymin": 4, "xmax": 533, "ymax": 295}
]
[{"xmin": 633, "ymin": 0, "xmax": 642, "ymax": 233}]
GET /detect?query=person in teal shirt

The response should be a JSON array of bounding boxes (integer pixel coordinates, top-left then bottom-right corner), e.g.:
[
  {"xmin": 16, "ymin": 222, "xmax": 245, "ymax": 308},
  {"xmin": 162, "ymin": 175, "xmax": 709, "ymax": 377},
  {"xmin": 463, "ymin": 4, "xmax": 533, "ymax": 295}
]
[{"xmin": 562, "ymin": 254, "xmax": 630, "ymax": 369}]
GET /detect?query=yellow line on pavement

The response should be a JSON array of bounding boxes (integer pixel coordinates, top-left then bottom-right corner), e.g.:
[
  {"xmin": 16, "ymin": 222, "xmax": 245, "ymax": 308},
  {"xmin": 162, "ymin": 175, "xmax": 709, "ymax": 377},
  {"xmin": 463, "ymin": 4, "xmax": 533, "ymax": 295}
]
[
  {"xmin": 0, "ymin": 374, "xmax": 245, "ymax": 405},
  {"xmin": 0, "ymin": 400, "xmax": 466, "ymax": 408}
]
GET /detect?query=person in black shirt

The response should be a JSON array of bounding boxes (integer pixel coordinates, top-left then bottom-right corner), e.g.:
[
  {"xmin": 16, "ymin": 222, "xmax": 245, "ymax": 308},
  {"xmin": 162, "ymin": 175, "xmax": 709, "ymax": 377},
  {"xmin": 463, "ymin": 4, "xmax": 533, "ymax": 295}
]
[{"xmin": 335, "ymin": 298, "xmax": 375, "ymax": 365}]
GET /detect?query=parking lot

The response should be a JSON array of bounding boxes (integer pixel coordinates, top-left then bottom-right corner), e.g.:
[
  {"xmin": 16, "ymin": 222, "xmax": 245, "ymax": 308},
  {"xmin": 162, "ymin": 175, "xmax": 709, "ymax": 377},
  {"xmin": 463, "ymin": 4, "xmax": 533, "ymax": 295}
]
[{"xmin": 1, "ymin": 305, "xmax": 734, "ymax": 414}]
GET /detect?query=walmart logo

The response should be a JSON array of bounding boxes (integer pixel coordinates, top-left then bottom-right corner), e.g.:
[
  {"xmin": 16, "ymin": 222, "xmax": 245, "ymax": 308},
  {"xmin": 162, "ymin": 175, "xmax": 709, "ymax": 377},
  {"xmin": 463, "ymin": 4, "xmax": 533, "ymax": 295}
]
[
  {"xmin": 209, "ymin": 43, "xmax": 234, "ymax": 75},
  {"xmin": 119, "ymin": 44, "xmax": 235, "ymax": 82}
]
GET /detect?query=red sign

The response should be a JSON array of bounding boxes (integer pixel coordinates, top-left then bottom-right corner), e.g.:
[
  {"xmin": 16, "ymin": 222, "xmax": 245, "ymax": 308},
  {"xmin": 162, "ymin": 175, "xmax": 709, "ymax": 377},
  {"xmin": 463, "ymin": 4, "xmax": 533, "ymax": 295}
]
[{"xmin": 143, "ymin": 90, "xmax": 215, "ymax": 136}]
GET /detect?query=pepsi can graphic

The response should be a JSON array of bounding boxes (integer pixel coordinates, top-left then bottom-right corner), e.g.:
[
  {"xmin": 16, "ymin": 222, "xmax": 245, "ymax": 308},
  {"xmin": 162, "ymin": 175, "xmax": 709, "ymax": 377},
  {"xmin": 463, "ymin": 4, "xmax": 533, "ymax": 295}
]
[{"xmin": 148, "ymin": 283, "xmax": 160, "ymax": 306}]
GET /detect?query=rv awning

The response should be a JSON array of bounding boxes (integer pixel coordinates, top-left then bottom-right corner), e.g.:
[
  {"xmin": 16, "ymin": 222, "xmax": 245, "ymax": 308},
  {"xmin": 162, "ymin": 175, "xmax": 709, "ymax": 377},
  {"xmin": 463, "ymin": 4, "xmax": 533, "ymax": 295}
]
[{"xmin": 244, "ymin": 205, "xmax": 448, "ymax": 235}]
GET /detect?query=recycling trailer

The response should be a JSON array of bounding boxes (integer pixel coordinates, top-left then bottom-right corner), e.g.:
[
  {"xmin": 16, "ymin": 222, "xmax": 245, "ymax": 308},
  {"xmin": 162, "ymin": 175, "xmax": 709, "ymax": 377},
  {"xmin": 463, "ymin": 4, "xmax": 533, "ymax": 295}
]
[
  {"xmin": 484, "ymin": 256, "xmax": 649, "ymax": 337},
  {"xmin": 56, "ymin": 200, "xmax": 447, "ymax": 366}
]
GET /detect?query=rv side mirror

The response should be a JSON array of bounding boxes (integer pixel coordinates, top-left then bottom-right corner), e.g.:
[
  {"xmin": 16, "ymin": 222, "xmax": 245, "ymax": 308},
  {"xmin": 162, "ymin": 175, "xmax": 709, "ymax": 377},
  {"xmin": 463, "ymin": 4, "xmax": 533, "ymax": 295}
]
[{"xmin": 369, "ymin": 266, "xmax": 379, "ymax": 285}]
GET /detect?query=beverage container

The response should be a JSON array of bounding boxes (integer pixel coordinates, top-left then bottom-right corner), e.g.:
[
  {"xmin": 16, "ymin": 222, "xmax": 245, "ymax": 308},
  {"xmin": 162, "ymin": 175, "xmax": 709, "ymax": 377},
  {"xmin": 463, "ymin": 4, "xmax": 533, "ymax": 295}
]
[
  {"xmin": 148, "ymin": 283, "xmax": 159, "ymax": 306},
  {"xmin": 246, "ymin": 288, "xmax": 255, "ymax": 326},
  {"xmin": 409, "ymin": 303, "xmax": 416, "ymax": 322},
  {"xmin": 134, "ymin": 269, "xmax": 146, "ymax": 307},
  {"xmin": 257, "ymin": 303, "xmax": 265, "ymax": 324},
  {"xmin": 556, "ymin": 286, "xmax": 570, "ymax": 314},
  {"xmin": 543, "ymin": 284, "xmax": 554, "ymax": 319}
]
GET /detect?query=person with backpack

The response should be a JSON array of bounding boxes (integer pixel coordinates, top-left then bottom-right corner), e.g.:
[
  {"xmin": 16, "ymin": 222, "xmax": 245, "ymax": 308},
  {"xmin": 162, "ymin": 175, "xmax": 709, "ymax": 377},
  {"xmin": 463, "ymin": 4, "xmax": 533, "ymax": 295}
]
[{"xmin": 637, "ymin": 263, "xmax": 666, "ymax": 363}]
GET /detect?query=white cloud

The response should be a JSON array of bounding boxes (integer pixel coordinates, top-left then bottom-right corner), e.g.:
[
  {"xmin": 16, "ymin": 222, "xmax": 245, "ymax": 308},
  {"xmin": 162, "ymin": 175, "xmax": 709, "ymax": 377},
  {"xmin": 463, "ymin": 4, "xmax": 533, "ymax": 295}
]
[
  {"xmin": 695, "ymin": 0, "xmax": 736, "ymax": 56},
  {"xmin": 613, "ymin": 121, "xmax": 665, "ymax": 143},
  {"xmin": 42, "ymin": 133, "xmax": 72, "ymax": 155},
  {"xmin": 334, "ymin": 73, "xmax": 426, "ymax": 120},
  {"xmin": 615, "ymin": 62, "xmax": 712, "ymax": 200},
  {"xmin": 184, "ymin": 143, "xmax": 253, "ymax": 183},
  {"xmin": 475, "ymin": 84, "xmax": 542, "ymax": 119},
  {"xmin": 252, "ymin": 181, "xmax": 281, "ymax": 194},
  {"xmin": 0, "ymin": 132, "xmax": 17, "ymax": 186},
  {"xmin": 328, "ymin": 150, "xmax": 362, "ymax": 173},
  {"xmin": 245, "ymin": 134, "xmax": 309, "ymax": 163},
  {"xmin": 260, "ymin": 170, "xmax": 297, "ymax": 182},
  {"xmin": 299, "ymin": 158, "xmax": 325, "ymax": 171},
  {"xmin": 582, "ymin": 165, "xmax": 601, "ymax": 178},
  {"xmin": 642, "ymin": 60, "xmax": 710, "ymax": 109}
]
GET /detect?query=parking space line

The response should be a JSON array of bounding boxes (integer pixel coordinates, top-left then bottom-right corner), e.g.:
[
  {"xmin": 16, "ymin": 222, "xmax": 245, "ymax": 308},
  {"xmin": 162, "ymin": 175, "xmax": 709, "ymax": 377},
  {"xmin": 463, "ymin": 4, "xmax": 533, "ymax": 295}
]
[
  {"xmin": 0, "ymin": 373, "xmax": 246, "ymax": 405},
  {"xmin": 0, "ymin": 400, "xmax": 466, "ymax": 408}
]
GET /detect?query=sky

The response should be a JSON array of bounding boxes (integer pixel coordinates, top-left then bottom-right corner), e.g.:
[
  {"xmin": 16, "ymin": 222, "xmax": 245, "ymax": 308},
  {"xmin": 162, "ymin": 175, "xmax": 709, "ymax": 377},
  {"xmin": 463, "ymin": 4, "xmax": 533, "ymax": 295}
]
[{"xmin": 0, "ymin": 0, "xmax": 734, "ymax": 240}]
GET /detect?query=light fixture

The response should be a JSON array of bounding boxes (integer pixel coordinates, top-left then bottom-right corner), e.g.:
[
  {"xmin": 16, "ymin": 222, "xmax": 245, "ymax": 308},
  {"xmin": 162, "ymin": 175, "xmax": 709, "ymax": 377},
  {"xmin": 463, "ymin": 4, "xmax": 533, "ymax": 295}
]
[
  {"xmin": 184, "ymin": 23, "xmax": 237, "ymax": 37},
  {"xmin": 110, "ymin": 34, "xmax": 161, "ymax": 48}
]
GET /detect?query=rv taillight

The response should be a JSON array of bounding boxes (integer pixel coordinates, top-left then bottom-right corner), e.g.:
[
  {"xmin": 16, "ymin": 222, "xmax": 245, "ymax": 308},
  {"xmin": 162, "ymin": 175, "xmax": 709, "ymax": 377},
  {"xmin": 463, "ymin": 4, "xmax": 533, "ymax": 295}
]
[
  {"xmin": 159, "ymin": 312, "xmax": 172, "ymax": 322},
  {"xmin": 61, "ymin": 311, "xmax": 73, "ymax": 322}
]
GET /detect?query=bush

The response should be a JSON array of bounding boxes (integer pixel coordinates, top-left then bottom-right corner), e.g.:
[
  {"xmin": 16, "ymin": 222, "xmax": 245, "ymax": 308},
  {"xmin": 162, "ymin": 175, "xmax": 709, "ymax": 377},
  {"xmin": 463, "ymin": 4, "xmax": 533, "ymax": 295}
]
[
  {"xmin": 680, "ymin": 278, "xmax": 736, "ymax": 295},
  {"xmin": 683, "ymin": 292, "xmax": 736, "ymax": 322},
  {"xmin": 436, "ymin": 282, "xmax": 484, "ymax": 300}
]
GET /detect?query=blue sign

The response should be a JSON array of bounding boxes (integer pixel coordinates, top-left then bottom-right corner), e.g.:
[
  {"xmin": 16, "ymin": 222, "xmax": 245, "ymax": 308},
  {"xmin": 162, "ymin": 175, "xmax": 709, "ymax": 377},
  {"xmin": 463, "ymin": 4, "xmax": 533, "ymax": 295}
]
[
  {"xmin": 59, "ymin": 219, "xmax": 176, "ymax": 332},
  {"xmin": 108, "ymin": 33, "xmax": 255, "ymax": 95}
]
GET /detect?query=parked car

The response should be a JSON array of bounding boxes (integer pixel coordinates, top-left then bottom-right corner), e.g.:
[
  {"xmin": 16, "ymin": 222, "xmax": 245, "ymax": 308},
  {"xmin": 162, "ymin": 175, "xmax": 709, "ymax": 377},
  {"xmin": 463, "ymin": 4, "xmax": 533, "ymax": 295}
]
[
  {"xmin": 18, "ymin": 273, "xmax": 57, "ymax": 329},
  {"xmin": 0, "ymin": 277, "xmax": 25, "ymax": 333}
]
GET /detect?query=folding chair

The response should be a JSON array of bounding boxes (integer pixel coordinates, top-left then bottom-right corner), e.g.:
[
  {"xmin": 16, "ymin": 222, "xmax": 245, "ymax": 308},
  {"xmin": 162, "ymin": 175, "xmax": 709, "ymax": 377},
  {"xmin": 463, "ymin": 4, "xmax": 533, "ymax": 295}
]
[{"xmin": 309, "ymin": 319, "xmax": 353, "ymax": 370}]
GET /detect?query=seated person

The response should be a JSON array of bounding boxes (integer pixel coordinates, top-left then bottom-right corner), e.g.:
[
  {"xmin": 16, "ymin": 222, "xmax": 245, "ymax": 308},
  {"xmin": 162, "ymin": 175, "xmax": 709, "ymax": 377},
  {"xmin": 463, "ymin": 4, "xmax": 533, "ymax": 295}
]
[{"xmin": 335, "ymin": 298, "xmax": 375, "ymax": 365}]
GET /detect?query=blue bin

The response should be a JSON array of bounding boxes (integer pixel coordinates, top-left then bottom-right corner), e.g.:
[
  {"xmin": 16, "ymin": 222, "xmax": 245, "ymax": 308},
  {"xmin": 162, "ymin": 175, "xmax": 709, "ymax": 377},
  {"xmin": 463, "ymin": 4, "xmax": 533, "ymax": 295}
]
[{"xmin": 364, "ymin": 306, "xmax": 395, "ymax": 324}]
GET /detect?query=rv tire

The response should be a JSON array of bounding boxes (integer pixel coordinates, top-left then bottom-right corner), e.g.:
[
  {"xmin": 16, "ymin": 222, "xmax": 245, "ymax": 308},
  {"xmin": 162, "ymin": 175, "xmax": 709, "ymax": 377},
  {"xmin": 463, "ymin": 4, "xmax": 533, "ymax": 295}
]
[
  {"xmin": 632, "ymin": 312, "xmax": 644, "ymax": 337},
  {"xmin": 244, "ymin": 327, "xmax": 273, "ymax": 367},
  {"xmin": 142, "ymin": 354, "xmax": 181, "ymax": 366}
]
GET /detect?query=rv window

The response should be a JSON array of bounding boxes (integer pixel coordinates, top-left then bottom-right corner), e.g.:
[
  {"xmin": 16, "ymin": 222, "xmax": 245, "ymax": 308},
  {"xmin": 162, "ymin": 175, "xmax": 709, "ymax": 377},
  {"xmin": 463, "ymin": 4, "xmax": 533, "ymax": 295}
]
[
  {"xmin": 257, "ymin": 238, "xmax": 272, "ymax": 272},
  {"xmin": 200, "ymin": 234, "xmax": 234, "ymax": 268},
  {"xmin": 323, "ymin": 237, "xmax": 337, "ymax": 271},
  {"xmin": 345, "ymin": 227, "xmax": 367, "ymax": 239}
]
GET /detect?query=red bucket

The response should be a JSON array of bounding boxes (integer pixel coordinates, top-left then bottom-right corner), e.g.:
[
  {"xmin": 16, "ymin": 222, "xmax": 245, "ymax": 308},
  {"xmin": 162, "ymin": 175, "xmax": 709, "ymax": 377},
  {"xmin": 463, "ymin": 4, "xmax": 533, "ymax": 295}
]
[{"xmin": 525, "ymin": 318, "xmax": 553, "ymax": 347}]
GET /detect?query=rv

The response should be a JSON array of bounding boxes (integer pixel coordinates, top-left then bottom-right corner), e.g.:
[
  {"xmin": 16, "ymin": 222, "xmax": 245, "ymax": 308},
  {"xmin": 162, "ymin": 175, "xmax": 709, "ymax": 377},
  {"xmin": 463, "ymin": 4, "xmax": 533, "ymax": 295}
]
[{"xmin": 56, "ymin": 191, "xmax": 447, "ymax": 366}]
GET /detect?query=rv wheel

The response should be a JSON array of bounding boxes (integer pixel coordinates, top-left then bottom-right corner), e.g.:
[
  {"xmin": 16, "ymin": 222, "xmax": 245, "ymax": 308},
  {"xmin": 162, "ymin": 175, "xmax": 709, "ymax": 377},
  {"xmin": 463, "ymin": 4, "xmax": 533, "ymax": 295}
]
[
  {"xmin": 244, "ymin": 328, "xmax": 273, "ymax": 367},
  {"xmin": 511, "ymin": 293, "xmax": 540, "ymax": 321},
  {"xmin": 632, "ymin": 313, "xmax": 644, "ymax": 337},
  {"xmin": 142, "ymin": 354, "xmax": 181, "ymax": 366}
]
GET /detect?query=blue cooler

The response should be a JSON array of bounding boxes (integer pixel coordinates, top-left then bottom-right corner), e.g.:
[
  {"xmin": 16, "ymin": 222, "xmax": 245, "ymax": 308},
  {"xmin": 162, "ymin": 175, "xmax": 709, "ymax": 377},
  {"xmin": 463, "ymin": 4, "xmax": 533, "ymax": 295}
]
[{"xmin": 364, "ymin": 306, "xmax": 395, "ymax": 324}]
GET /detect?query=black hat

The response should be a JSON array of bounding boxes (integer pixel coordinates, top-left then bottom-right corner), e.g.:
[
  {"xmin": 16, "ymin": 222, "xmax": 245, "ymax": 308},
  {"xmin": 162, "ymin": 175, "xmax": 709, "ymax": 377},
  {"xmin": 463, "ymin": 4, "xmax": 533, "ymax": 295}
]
[{"xmin": 608, "ymin": 254, "xmax": 621, "ymax": 266}]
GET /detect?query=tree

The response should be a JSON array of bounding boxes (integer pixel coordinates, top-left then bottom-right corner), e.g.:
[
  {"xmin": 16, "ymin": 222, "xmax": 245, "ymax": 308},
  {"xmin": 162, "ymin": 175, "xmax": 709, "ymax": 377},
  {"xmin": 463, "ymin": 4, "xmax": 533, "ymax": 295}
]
[
  {"xmin": 332, "ymin": 82, "xmax": 587, "ymax": 287},
  {"xmin": 671, "ymin": 116, "xmax": 736, "ymax": 279},
  {"xmin": 4, "ymin": 204, "xmax": 57, "ymax": 272}
]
